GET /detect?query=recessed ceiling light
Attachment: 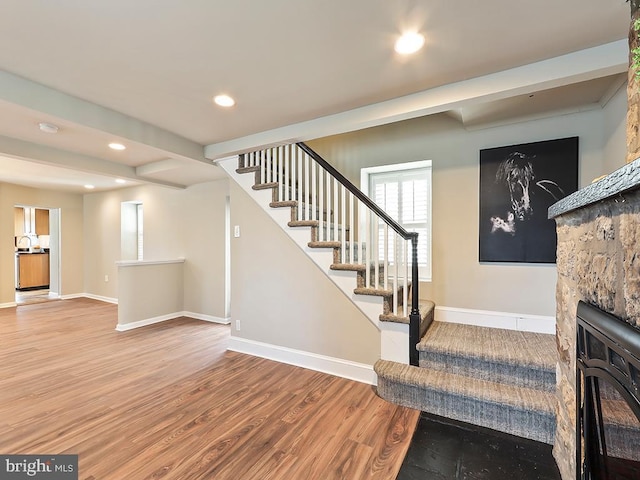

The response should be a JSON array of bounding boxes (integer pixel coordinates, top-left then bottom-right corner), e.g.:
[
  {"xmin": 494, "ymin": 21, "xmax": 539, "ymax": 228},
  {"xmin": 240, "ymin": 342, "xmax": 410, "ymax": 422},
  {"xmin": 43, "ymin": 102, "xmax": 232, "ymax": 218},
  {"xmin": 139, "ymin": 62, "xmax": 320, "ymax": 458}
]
[
  {"xmin": 115, "ymin": 179, "xmax": 126, "ymax": 184},
  {"xmin": 108, "ymin": 142, "xmax": 126, "ymax": 151},
  {"xmin": 394, "ymin": 32, "xmax": 425, "ymax": 55},
  {"xmin": 84, "ymin": 184, "xmax": 95, "ymax": 190},
  {"xmin": 213, "ymin": 94, "xmax": 235, "ymax": 107},
  {"xmin": 38, "ymin": 122, "xmax": 59, "ymax": 134}
]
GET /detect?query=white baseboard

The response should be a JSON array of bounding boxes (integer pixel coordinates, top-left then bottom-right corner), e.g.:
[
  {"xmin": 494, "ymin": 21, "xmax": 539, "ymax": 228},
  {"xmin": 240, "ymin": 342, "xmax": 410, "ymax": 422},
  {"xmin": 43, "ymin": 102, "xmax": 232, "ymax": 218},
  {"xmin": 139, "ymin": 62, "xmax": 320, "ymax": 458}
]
[
  {"xmin": 116, "ymin": 310, "xmax": 231, "ymax": 331},
  {"xmin": 62, "ymin": 293, "xmax": 119, "ymax": 304},
  {"xmin": 0, "ymin": 301, "xmax": 16, "ymax": 309},
  {"xmin": 116, "ymin": 312, "xmax": 181, "ymax": 331},
  {"xmin": 434, "ymin": 306, "xmax": 556, "ymax": 334},
  {"xmin": 228, "ymin": 336, "xmax": 377, "ymax": 385},
  {"xmin": 182, "ymin": 311, "xmax": 230, "ymax": 324}
]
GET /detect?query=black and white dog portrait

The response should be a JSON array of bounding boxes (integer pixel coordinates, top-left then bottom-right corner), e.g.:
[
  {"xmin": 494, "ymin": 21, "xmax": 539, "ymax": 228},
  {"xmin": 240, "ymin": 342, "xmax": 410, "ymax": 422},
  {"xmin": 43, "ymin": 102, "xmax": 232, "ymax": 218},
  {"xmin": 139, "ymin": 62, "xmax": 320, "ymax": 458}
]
[{"xmin": 479, "ymin": 137, "xmax": 578, "ymax": 263}]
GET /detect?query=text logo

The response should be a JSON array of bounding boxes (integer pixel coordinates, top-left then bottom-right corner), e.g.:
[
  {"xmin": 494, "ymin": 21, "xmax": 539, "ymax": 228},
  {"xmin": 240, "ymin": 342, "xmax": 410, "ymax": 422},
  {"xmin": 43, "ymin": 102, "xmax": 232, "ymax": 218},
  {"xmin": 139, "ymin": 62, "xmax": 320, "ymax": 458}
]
[{"xmin": 0, "ymin": 455, "xmax": 78, "ymax": 480}]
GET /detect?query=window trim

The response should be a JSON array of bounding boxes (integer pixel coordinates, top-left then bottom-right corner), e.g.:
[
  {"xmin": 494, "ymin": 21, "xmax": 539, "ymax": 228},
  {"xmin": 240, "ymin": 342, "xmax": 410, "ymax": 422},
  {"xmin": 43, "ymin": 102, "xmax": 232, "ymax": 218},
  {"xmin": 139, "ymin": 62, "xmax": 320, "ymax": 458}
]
[{"xmin": 361, "ymin": 160, "xmax": 432, "ymax": 282}]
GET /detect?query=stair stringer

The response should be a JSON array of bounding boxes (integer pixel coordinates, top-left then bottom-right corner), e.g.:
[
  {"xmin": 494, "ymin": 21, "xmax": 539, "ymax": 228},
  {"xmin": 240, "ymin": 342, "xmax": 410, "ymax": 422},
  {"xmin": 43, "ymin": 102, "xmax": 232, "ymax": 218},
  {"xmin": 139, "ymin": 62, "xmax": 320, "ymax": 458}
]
[{"xmin": 218, "ymin": 155, "xmax": 410, "ymax": 364}]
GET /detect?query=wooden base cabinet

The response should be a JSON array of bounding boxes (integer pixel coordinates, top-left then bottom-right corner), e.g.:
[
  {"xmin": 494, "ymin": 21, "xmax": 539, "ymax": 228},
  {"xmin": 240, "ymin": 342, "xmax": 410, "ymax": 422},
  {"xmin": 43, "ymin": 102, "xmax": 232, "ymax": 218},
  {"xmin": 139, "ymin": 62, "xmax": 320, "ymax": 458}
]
[{"xmin": 17, "ymin": 254, "xmax": 49, "ymax": 290}]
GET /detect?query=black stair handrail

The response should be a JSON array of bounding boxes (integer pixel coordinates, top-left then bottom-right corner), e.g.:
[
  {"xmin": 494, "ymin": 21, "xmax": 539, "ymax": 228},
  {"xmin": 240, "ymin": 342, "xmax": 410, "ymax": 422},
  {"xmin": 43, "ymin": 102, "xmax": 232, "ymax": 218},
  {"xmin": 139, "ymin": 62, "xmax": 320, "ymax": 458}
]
[
  {"xmin": 297, "ymin": 142, "xmax": 421, "ymax": 366},
  {"xmin": 297, "ymin": 142, "xmax": 415, "ymax": 241}
]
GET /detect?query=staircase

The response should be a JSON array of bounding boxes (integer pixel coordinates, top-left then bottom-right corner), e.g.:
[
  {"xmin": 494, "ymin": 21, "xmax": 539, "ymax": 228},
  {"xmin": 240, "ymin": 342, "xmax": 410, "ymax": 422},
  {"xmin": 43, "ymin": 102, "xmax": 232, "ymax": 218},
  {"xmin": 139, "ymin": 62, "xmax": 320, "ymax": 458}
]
[
  {"xmin": 218, "ymin": 143, "xmax": 431, "ymax": 364},
  {"xmin": 219, "ymin": 142, "xmax": 558, "ymax": 445},
  {"xmin": 375, "ymin": 321, "xmax": 557, "ymax": 444}
]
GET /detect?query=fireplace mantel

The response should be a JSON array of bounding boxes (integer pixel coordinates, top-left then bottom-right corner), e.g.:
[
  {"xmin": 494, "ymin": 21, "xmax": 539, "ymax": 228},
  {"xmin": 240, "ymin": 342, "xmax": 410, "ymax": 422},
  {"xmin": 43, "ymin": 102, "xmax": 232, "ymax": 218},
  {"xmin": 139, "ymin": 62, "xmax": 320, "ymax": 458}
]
[
  {"xmin": 550, "ymin": 158, "xmax": 640, "ymax": 480},
  {"xmin": 549, "ymin": 159, "xmax": 640, "ymax": 219}
]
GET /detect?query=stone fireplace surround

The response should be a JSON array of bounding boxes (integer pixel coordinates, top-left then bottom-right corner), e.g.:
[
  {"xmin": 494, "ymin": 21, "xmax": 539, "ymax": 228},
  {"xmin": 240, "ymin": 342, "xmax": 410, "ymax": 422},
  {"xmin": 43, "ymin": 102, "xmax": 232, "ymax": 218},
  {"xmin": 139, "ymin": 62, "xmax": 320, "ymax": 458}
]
[{"xmin": 550, "ymin": 159, "xmax": 640, "ymax": 480}]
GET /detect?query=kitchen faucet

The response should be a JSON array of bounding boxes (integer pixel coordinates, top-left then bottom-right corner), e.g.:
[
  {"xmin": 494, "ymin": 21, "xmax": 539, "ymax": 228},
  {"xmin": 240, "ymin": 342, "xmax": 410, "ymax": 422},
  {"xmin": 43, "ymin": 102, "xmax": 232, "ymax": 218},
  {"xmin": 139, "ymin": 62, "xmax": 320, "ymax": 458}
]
[{"xmin": 17, "ymin": 236, "xmax": 32, "ymax": 249}]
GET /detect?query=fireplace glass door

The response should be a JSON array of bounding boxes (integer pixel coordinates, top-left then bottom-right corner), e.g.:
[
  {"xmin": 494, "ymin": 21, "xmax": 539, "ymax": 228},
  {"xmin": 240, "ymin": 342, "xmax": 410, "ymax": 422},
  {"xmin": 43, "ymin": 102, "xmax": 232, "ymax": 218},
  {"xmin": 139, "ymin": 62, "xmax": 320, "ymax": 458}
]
[{"xmin": 576, "ymin": 301, "xmax": 640, "ymax": 480}]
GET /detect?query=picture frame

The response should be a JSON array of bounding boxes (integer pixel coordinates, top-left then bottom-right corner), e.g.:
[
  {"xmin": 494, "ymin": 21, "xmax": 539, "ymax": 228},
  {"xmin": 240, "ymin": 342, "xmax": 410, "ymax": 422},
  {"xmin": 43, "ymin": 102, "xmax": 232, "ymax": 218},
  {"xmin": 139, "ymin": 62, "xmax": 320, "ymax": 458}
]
[{"xmin": 479, "ymin": 137, "xmax": 579, "ymax": 263}]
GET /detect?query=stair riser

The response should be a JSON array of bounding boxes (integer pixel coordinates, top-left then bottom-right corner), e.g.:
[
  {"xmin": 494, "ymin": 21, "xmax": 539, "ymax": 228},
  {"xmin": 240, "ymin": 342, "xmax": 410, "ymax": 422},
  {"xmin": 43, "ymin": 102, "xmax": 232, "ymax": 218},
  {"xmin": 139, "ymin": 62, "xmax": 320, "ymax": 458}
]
[
  {"xmin": 419, "ymin": 353, "xmax": 556, "ymax": 392},
  {"xmin": 355, "ymin": 267, "xmax": 385, "ymax": 289},
  {"xmin": 376, "ymin": 378, "xmax": 555, "ymax": 444}
]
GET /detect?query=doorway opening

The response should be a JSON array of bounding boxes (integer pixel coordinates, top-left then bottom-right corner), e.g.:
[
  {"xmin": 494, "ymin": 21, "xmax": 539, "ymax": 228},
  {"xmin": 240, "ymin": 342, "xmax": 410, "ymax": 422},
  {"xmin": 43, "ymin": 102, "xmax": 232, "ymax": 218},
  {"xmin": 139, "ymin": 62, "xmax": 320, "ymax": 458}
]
[{"xmin": 14, "ymin": 206, "xmax": 61, "ymax": 306}]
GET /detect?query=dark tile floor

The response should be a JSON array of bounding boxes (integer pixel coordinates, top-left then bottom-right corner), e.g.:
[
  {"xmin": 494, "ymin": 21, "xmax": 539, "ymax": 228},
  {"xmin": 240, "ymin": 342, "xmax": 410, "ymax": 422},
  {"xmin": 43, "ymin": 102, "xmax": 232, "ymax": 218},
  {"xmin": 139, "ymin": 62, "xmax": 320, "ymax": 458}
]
[{"xmin": 397, "ymin": 413, "xmax": 562, "ymax": 480}]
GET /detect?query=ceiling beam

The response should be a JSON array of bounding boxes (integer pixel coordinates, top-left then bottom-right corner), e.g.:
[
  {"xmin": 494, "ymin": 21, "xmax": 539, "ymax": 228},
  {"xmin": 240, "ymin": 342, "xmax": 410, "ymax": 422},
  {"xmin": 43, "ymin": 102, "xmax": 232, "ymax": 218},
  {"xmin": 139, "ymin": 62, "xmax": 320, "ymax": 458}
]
[
  {"xmin": 0, "ymin": 70, "xmax": 207, "ymax": 163},
  {"xmin": 0, "ymin": 134, "xmax": 186, "ymax": 189},
  {"xmin": 205, "ymin": 40, "xmax": 628, "ymax": 160}
]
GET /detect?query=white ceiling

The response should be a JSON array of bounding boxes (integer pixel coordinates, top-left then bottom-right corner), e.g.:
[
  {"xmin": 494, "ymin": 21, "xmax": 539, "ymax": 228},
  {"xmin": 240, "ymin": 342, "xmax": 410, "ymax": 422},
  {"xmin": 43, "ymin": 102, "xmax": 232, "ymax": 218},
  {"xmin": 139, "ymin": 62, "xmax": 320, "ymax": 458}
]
[{"xmin": 0, "ymin": 0, "xmax": 631, "ymax": 193}]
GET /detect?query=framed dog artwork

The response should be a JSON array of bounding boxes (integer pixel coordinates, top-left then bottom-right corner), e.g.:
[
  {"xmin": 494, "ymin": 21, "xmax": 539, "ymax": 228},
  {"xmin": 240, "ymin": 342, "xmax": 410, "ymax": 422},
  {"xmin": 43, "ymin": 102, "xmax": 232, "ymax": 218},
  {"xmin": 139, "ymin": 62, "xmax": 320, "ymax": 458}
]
[{"xmin": 479, "ymin": 137, "xmax": 579, "ymax": 263}]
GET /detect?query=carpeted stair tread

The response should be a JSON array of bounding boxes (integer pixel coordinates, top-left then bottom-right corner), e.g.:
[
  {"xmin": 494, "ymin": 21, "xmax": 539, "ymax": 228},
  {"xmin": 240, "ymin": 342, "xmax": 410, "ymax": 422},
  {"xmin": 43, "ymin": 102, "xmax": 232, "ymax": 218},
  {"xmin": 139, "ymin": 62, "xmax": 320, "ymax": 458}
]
[
  {"xmin": 354, "ymin": 284, "xmax": 409, "ymax": 298},
  {"xmin": 289, "ymin": 220, "xmax": 319, "ymax": 228},
  {"xmin": 252, "ymin": 182, "xmax": 279, "ymax": 190},
  {"xmin": 375, "ymin": 360, "xmax": 555, "ymax": 413},
  {"xmin": 374, "ymin": 359, "xmax": 556, "ymax": 443},
  {"xmin": 236, "ymin": 166, "xmax": 260, "ymax": 174},
  {"xmin": 380, "ymin": 301, "xmax": 435, "ymax": 326},
  {"xmin": 271, "ymin": 200, "xmax": 298, "ymax": 208},
  {"xmin": 308, "ymin": 241, "xmax": 342, "ymax": 248},
  {"xmin": 330, "ymin": 263, "xmax": 368, "ymax": 272},
  {"xmin": 418, "ymin": 321, "xmax": 555, "ymax": 372}
]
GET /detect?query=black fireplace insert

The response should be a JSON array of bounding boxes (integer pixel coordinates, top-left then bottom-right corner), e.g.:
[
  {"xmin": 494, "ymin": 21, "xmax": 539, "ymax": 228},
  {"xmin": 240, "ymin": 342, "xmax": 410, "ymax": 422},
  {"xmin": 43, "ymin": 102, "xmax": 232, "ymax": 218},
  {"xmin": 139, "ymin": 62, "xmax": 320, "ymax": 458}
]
[{"xmin": 576, "ymin": 301, "xmax": 640, "ymax": 480}]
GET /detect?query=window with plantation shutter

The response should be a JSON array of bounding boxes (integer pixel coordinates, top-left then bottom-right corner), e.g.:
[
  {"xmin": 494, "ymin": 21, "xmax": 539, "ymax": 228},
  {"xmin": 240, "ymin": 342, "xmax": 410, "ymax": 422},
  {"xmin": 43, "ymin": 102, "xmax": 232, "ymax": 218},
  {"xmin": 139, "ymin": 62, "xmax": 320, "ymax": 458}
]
[{"xmin": 361, "ymin": 161, "xmax": 432, "ymax": 281}]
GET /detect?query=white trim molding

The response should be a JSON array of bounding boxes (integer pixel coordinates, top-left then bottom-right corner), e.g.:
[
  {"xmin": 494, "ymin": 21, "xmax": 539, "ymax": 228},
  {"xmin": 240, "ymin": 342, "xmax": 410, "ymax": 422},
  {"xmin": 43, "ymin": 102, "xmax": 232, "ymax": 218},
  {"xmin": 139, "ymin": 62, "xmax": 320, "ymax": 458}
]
[
  {"xmin": 116, "ymin": 258, "xmax": 185, "ymax": 267},
  {"xmin": 116, "ymin": 312, "xmax": 181, "ymax": 331},
  {"xmin": 0, "ymin": 302, "xmax": 17, "ymax": 309},
  {"xmin": 182, "ymin": 311, "xmax": 230, "ymax": 325},
  {"xmin": 116, "ymin": 310, "xmax": 230, "ymax": 331},
  {"xmin": 228, "ymin": 336, "xmax": 377, "ymax": 385},
  {"xmin": 435, "ymin": 306, "xmax": 556, "ymax": 334},
  {"xmin": 78, "ymin": 293, "xmax": 118, "ymax": 304}
]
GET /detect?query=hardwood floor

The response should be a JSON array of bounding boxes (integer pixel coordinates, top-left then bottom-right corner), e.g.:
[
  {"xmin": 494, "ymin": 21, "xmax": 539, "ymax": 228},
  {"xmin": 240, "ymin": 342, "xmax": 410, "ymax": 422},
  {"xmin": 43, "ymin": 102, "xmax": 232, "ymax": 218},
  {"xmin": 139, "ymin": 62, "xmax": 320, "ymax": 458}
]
[{"xmin": 0, "ymin": 298, "xmax": 419, "ymax": 479}]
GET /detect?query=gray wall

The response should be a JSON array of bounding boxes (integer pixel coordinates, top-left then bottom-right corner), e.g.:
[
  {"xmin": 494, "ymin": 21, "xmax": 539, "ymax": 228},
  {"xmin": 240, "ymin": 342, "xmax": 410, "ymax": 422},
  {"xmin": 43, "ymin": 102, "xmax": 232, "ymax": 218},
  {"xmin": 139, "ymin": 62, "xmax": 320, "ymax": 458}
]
[
  {"xmin": 83, "ymin": 180, "xmax": 229, "ymax": 319},
  {"xmin": 307, "ymin": 103, "xmax": 625, "ymax": 317},
  {"xmin": 118, "ymin": 261, "xmax": 185, "ymax": 325},
  {"xmin": 229, "ymin": 181, "xmax": 381, "ymax": 365},
  {"xmin": 0, "ymin": 183, "xmax": 84, "ymax": 305},
  {"xmin": 603, "ymin": 85, "xmax": 627, "ymax": 172}
]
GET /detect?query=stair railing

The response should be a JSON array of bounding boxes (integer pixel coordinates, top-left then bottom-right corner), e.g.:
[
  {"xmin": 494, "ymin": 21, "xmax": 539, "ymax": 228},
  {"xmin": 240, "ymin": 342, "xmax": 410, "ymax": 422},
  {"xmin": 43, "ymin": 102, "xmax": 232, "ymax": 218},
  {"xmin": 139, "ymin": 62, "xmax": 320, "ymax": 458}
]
[{"xmin": 240, "ymin": 142, "xmax": 421, "ymax": 366}]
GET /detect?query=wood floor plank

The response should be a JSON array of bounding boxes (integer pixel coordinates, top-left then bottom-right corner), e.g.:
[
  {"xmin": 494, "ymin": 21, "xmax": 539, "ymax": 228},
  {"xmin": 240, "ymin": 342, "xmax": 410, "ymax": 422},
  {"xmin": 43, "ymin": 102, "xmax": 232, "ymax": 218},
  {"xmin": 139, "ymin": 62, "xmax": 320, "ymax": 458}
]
[{"xmin": 0, "ymin": 298, "xmax": 419, "ymax": 479}]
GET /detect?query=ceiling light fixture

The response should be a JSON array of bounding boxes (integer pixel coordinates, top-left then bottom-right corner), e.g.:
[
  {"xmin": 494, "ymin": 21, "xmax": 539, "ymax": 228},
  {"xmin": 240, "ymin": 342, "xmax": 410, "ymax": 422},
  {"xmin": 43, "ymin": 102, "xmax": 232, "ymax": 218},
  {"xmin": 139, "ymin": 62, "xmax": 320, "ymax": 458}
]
[
  {"xmin": 84, "ymin": 184, "xmax": 95, "ymax": 190},
  {"xmin": 38, "ymin": 122, "xmax": 59, "ymax": 134},
  {"xmin": 108, "ymin": 142, "xmax": 126, "ymax": 151},
  {"xmin": 115, "ymin": 179, "xmax": 126, "ymax": 184},
  {"xmin": 394, "ymin": 32, "xmax": 425, "ymax": 55},
  {"xmin": 213, "ymin": 94, "xmax": 235, "ymax": 107}
]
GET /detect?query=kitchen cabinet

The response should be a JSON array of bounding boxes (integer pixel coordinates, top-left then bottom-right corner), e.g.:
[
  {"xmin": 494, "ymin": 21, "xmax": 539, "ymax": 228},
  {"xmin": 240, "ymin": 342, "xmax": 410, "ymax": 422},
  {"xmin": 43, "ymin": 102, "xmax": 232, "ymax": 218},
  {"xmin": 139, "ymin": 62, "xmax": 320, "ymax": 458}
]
[
  {"xmin": 14, "ymin": 207, "xmax": 49, "ymax": 235},
  {"xmin": 35, "ymin": 209, "xmax": 49, "ymax": 235},
  {"xmin": 17, "ymin": 253, "xmax": 50, "ymax": 290},
  {"xmin": 14, "ymin": 207, "xmax": 25, "ymax": 236}
]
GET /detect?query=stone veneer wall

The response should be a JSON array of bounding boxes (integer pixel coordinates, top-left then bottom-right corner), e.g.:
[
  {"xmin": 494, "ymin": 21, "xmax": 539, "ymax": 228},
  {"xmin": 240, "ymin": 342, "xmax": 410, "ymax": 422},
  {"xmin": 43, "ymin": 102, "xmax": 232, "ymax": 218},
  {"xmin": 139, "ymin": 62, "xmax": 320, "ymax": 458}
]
[{"xmin": 551, "ymin": 161, "xmax": 640, "ymax": 480}]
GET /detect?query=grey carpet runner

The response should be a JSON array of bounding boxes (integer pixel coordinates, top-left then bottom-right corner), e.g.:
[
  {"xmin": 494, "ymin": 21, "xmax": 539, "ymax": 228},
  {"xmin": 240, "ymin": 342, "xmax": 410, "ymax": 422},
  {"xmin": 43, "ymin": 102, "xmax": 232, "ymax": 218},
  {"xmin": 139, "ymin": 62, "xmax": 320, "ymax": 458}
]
[{"xmin": 375, "ymin": 321, "xmax": 557, "ymax": 444}]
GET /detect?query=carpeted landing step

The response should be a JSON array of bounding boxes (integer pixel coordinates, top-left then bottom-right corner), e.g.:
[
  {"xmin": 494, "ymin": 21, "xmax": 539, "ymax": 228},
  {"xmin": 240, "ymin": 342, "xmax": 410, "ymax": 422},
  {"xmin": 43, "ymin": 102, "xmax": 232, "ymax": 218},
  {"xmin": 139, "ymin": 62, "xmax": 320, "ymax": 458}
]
[
  {"xmin": 375, "ymin": 359, "xmax": 556, "ymax": 444},
  {"xmin": 375, "ymin": 321, "xmax": 558, "ymax": 444},
  {"xmin": 418, "ymin": 322, "xmax": 556, "ymax": 391}
]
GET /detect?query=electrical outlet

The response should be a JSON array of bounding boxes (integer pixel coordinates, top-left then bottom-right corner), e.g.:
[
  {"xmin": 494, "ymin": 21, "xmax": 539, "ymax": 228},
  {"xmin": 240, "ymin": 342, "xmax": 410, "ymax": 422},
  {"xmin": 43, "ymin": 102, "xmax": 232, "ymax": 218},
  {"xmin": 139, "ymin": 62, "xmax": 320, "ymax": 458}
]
[
  {"xmin": 235, "ymin": 320, "xmax": 241, "ymax": 331},
  {"xmin": 234, "ymin": 225, "xmax": 240, "ymax": 238},
  {"xmin": 104, "ymin": 275, "xmax": 109, "ymax": 282}
]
